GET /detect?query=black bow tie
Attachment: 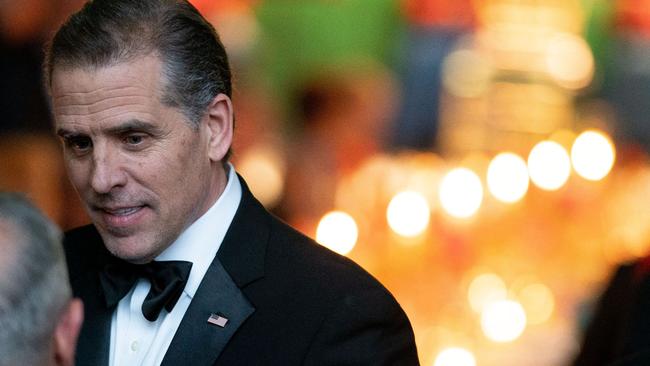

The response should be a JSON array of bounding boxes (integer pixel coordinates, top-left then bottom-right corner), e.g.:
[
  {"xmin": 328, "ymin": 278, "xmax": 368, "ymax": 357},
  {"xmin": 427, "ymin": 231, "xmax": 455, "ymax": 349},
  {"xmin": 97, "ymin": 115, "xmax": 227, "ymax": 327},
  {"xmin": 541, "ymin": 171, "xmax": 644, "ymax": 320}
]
[{"xmin": 99, "ymin": 259, "xmax": 193, "ymax": 322}]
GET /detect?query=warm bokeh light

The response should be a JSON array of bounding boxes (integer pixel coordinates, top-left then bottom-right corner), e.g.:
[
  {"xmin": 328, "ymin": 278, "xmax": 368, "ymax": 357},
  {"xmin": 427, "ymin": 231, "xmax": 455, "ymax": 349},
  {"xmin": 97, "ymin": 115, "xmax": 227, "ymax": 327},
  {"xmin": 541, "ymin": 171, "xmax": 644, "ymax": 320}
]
[
  {"xmin": 439, "ymin": 168, "xmax": 484, "ymax": 219},
  {"xmin": 434, "ymin": 347, "xmax": 477, "ymax": 366},
  {"xmin": 481, "ymin": 300, "xmax": 527, "ymax": 343},
  {"xmin": 549, "ymin": 129, "xmax": 577, "ymax": 151},
  {"xmin": 517, "ymin": 283, "xmax": 555, "ymax": 325},
  {"xmin": 468, "ymin": 273, "xmax": 508, "ymax": 314},
  {"xmin": 571, "ymin": 130, "xmax": 616, "ymax": 181},
  {"xmin": 527, "ymin": 140, "xmax": 572, "ymax": 191},
  {"xmin": 487, "ymin": 152, "xmax": 529, "ymax": 203},
  {"xmin": 237, "ymin": 145, "xmax": 286, "ymax": 207},
  {"xmin": 387, "ymin": 191, "xmax": 431, "ymax": 238},
  {"xmin": 545, "ymin": 32, "xmax": 594, "ymax": 90},
  {"xmin": 442, "ymin": 48, "xmax": 493, "ymax": 98},
  {"xmin": 315, "ymin": 211, "xmax": 358, "ymax": 255}
]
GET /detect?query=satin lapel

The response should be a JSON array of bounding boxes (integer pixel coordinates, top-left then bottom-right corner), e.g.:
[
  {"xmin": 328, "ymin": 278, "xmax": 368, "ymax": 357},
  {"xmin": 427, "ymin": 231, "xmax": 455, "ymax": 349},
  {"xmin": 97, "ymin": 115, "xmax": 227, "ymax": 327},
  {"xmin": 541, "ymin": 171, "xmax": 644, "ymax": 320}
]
[
  {"xmin": 74, "ymin": 272, "xmax": 112, "ymax": 366},
  {"xmin": 161, "ymin": 176, "xmax": 269, "ymax": 366},
  {"xmin": 216, "ymin": 175, "xmax": 269, "ymax": 288},
  {"xmin": 160, "ymin": 258, "xmax": 254, "ymax": 366}
]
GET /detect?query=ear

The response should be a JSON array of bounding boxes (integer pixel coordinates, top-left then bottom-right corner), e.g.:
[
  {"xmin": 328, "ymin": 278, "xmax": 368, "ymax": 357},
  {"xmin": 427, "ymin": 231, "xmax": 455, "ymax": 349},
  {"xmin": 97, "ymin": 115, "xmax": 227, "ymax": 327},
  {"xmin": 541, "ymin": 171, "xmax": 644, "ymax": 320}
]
[
  {"xmin": 54, "ymin": 299, "xmax": 84, "ymax": 366},
  {"xmin": 203, "ymin": 93, "xmax": 234, "ymax": 162}
]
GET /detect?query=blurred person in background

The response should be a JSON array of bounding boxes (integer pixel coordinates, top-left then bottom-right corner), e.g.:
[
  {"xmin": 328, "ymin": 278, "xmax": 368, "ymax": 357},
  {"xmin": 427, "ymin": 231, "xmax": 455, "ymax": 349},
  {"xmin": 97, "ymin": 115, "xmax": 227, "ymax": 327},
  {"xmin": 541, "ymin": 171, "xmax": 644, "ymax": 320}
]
[
  {"xmin": 45, "ymin": 1, "xmax": 419, "ymax": 365},
  {"xmin": 389, "ymin": 0, "xmax": 475, "ymax": 151},
  {"xmin": 0, "ymin": 193, "xmax": 83, "ymax": 366},
  {"xmin": 280, "ymin": 65, "xmax": 397, "ymax": 231}
]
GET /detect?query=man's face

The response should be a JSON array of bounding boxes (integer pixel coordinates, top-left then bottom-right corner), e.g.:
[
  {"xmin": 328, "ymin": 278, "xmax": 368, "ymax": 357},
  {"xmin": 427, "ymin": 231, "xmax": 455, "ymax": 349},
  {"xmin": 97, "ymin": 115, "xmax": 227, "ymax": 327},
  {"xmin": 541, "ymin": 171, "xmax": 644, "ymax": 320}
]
[{"xmin": 51, "ymin": 55, "xmax": 224, "ymax": 263}]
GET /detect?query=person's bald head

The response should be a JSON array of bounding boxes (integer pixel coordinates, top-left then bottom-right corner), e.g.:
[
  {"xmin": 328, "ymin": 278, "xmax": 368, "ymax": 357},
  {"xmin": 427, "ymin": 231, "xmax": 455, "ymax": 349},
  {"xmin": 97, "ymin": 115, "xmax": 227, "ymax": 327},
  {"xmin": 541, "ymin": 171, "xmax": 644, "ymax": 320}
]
[{"xmin": 0, "ymin": 193, "xmax": 83, "ymax": 366}]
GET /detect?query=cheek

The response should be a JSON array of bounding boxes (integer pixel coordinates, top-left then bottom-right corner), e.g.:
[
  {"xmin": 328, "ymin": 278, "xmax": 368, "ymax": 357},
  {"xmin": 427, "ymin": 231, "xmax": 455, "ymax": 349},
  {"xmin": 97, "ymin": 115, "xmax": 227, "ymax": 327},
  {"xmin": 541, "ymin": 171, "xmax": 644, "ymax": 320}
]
[
  {"xmin": 139, "ymin": 133, "xmax": 208, "ymax": 191},
  {"xmin": 135, "ymin": 153, "xmax": 186, "ymax": 194},
  {"xmin": 65, "ymin": 160, "xmax": 90, "ymax": 190}
]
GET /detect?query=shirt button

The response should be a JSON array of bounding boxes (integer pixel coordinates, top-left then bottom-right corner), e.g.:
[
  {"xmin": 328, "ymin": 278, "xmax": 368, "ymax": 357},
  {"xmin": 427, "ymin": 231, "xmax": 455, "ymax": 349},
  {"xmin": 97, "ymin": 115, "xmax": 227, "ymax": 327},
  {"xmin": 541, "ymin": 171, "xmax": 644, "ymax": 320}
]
[{"xmin": 131, "ymin": 340, "xmax": 139, "ymax": 352}]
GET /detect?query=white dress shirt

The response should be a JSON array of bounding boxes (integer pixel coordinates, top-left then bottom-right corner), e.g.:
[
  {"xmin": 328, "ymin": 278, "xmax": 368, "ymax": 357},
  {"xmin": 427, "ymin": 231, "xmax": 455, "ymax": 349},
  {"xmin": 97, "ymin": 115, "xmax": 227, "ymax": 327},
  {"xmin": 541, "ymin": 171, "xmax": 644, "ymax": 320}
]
[{"xmin": 109, "ymin": 164, "xmax": 242, "ymax": 366}]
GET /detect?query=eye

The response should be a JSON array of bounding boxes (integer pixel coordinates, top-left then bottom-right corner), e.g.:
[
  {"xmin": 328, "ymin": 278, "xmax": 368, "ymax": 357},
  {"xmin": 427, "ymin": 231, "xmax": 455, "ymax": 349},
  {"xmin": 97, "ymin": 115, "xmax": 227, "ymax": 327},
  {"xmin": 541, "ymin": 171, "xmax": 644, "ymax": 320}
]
[
  {"xmin": 66, "ymin": 136, "xmax": 92, "ymax": 154},
  {"xmin": 124, "ymin": 134, "xmax": 145, "ymax": 145}
]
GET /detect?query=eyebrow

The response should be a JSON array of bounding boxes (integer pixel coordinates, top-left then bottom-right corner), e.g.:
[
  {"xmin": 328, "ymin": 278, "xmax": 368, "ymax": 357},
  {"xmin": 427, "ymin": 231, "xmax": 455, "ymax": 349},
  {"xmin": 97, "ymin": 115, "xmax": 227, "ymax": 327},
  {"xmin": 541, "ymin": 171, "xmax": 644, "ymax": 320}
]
[
  {"xmin": 104, "ymin": 120, "xmax": 162, "ymax": 135},
  {"xmin": 56, "ymin": 119, "xmax": 163, "ymax": 138},
  {"xmin": 56, "ymin": 128, "xmax": 81, "ymax": 138}
]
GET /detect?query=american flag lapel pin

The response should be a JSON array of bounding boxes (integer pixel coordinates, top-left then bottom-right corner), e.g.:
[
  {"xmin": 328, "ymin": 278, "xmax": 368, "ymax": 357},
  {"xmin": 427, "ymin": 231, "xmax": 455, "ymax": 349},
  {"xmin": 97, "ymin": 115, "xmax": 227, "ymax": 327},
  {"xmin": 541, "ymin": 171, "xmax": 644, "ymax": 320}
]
[{"xmin": 207, "ymin": 313, "xmax": 229, "ymax": 328}]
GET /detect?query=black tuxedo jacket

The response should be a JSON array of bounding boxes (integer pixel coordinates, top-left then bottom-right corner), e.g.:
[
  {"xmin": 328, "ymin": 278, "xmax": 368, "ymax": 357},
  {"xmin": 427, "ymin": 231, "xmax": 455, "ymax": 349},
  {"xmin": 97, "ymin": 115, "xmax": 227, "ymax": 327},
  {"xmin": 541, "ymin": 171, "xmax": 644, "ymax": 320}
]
[
  {"xmin": 64, "ymin": 180, "xmax": 419, "ymax": 365},
  {"xmin": 573, "ymin": 260, "xmax": 650, "ymax": 366}
]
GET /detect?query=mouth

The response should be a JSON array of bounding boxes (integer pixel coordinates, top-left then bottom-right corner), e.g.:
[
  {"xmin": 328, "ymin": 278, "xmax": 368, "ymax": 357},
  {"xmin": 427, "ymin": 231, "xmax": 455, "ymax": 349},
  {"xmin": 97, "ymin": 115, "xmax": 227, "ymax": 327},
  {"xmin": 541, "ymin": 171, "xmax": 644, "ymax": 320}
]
[
  {"xmin": 94, "ymin": 205, "xmax": 148, "ymax": 231},
  {"xmin": 104, "ymin": 206, "xmax": 143, "ymax": 216}
]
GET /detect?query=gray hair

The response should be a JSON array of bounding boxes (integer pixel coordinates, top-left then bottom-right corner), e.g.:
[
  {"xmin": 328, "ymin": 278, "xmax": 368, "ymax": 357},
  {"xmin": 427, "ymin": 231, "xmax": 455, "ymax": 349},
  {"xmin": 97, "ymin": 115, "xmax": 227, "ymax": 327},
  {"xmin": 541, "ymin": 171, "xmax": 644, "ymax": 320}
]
[
  {"xmin": 44, "ymin": 0, "xmax": 233, "ymax": 159},
  {"xmin": 0, "ymin": 193, "xmax": 70, "ymax": 366}
]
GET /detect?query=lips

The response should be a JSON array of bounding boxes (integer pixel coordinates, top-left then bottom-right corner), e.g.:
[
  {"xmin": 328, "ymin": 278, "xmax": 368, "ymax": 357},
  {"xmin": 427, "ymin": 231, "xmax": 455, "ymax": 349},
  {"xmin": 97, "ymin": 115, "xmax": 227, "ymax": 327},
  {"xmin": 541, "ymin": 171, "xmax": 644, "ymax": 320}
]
[
  {"xmin": 105, "ymin": 206, "xmax": 142, "ymax": 216},
  {"xmin": 97, "ymin": 205, "xmax": 148, "ymax": 230}
]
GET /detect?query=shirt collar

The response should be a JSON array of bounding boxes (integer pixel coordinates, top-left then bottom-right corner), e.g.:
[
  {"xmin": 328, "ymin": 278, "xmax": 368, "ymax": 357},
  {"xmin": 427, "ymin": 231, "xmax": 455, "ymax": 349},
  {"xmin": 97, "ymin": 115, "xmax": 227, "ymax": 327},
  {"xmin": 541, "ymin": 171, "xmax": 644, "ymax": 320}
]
[{"xmin": 155, "ymin": 163, "xmax": 242, "ymax": 298}]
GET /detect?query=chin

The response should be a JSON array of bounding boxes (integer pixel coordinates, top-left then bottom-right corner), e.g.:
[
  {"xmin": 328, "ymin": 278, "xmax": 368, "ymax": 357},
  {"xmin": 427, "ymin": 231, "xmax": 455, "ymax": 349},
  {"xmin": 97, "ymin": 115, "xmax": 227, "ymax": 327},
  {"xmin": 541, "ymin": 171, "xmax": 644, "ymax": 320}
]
[{"xmin": 102, "ymin": 235, "xmax": 160, "ymax": 264}]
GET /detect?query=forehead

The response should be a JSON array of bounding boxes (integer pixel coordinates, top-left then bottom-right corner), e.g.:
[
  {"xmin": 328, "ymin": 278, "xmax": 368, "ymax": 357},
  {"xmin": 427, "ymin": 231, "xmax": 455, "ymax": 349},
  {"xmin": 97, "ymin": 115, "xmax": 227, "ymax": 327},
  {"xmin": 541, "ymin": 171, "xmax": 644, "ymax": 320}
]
[
  {"xmin": 50, "ymin": 55, "xmax": 170, "ymax": 129},
  {"xmin": 50, "ymin": 55, "xmax": 165, "ymax": 107},
  {"xmin": 53, "ymin": 53, "xmax": 163, "ymax": 87}
]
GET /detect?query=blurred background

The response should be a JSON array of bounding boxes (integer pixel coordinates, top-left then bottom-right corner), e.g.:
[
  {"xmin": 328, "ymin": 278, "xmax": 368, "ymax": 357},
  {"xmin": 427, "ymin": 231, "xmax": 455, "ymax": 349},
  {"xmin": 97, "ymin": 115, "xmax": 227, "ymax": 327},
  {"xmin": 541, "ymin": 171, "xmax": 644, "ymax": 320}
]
[{"xmin": 2, "ymin": 0, "xmax": 650, "ymax": 364}]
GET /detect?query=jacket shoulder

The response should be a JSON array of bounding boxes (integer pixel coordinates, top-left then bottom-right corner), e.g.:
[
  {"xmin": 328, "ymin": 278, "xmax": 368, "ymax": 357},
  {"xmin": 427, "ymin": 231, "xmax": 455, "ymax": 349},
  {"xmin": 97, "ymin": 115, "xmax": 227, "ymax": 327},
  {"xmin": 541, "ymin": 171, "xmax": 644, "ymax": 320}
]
[
  {"xmin": 265, "ymin": 215, "xmax": 399, "ymax": 307},
  {"xmin": 265, "ymin": 216, "xmax": 419, "ymax": 364}
]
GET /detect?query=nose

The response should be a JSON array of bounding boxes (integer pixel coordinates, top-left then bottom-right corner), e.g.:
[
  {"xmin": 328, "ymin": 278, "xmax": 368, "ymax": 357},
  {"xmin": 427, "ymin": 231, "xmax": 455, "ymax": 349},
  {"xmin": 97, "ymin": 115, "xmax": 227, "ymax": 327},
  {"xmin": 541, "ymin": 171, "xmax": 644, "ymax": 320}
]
[{"xmin": 90, "ymin": 144, "xmax": 127, "ymax": 194}]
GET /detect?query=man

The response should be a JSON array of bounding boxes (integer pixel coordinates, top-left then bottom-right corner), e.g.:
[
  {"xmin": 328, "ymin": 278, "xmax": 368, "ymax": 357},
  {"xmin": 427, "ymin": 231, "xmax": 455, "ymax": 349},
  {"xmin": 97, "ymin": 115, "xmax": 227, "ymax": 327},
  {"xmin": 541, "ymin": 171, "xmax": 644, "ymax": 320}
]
[
  {"xmin": 45, "ymin": 1, "xmax": 419, "ymax": 365},
  {"xmin": 0, "ymin": 193, "xmax": 84, "ymax": 366},
  {"xmin": 573, "ymin": 257, "xmax": 650, "ymax": 366}
]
